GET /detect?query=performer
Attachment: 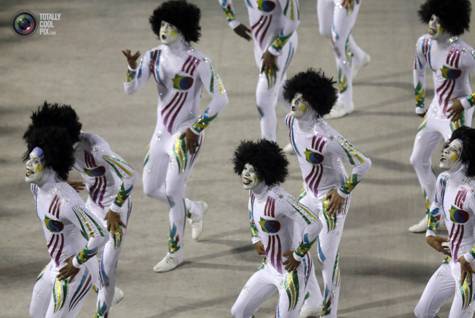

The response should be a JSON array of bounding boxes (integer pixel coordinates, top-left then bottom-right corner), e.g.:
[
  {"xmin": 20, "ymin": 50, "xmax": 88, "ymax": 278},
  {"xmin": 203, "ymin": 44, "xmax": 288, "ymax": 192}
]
[
  {"xmin": 28, "ymin": 102, "xmax": 136, "ymax": 317},
  {"xmin": 283, "ymin": 69, "xmax": 371, "ymax": 317},
  {"xmin": 415, "ymin": 127, "xmax": 475, "ymax": 318},
  {"xmin": 408, "ymin": 0, "xmax": 474, "ymax": 233},
  {"xmin": 231, "ymin": 139, "xmax": 322, "ymax": 318},
  {"xmin": 316, "ymin": 0, "xmax": 370, "ymax": 119},
  {"xmin": 219, "ymin": 0, "xmax": 300, "ymax": 141},
  {"xmin": 122, "ymin": 1, "xmax": 229, "ymax": 272},
  {"xmin": 24, "ymin": 125, "xmax": 107, "ymax": 318}
]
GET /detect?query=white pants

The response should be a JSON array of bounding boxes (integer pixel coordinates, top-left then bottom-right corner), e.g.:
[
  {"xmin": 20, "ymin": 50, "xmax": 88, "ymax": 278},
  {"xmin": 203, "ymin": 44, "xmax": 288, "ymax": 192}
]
[
  {"xmin": 231, "ymin": 257, "xmax": 312, "ymax": 318},
  {"xmin": 299, "ymin": 190, "xmax": 351, "ymax": 318},
  {"xmin": 415, "ymin": 261, "xmax": 475, "ymax": 318},
  {"xmin": 87, "ymin": 198, "xmax": 132, "ymax": 317},
  {"xmin": 142, "ymin": 127, "xmax": 204, "ymax": 254},
  {"xmin": 254, "ymin": 34, "xmax": 298, "ymax": 141},
  {"xmin": 29, "ymin": 260, "xmax": 97, "ymax": 318},
  {"xmin": 317, "ymin": 0, "xmax": 363, "ymax": 105}
]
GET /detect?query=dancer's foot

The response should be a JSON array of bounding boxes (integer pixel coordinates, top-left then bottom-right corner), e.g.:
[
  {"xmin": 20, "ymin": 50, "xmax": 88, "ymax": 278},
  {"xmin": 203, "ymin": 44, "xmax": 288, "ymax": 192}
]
[
  {"xmin": 408, "ymin": 216, "xmax": 427, "ymax": 233},
  {"xmin": 153, "ymin": 252, "xmax": 184, "ymax": 272},
  {"xmin": 352, "ymin": 53, "xmax": 371, "ymax": 80},
  {"xmin": 189, "ymin": 201, "xmax": 208, "ymax": 241}
]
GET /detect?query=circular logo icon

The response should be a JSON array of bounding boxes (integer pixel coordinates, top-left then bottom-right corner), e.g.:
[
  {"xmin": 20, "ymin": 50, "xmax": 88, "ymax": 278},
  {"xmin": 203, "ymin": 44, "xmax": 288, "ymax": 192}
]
[{"xmin": 12, "ymin": 12, "xmax": 37, "ymax": 36}]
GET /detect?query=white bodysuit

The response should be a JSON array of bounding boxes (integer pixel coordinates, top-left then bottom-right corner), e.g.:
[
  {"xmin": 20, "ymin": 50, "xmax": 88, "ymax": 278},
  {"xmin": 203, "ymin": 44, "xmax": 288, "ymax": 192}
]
[
  {"xmin": 416, "ymin": 168, "xmax": 475, "ymax": 318},
  {"xmin": 286, "ymin": 113, "xmax": 371, "ymax": 317},
  {"xmin": 73, "ymin": 132, "xmax": 136, "ymax": 316},
  {"xmin": 29, "ymin": 179, "xmax": 107, "ymax": 318},
  {"xmin": 231, "ymin": 185, "xmax": 321, "ymax": 318},
  {"xmin": 219, "ymin": 0, "xmax": 300, "ymax": 141},
  {"xmin": 124, "ymin": 41, "xmax": 228, "ymax": 255},
  {"xmin": 410, "ymin": 35, "xmax": 475, "ymax": 211}
]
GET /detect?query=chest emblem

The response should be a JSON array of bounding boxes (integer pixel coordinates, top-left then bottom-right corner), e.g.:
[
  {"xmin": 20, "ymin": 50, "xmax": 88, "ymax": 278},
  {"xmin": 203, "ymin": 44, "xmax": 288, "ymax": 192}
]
[
  {"xmin": 83, "ymin": 166, "xmax": 105, "ymax": 177},
  {"xmin": 172, "ymin": 74, "xmax": 194, "ymax": 90},
  {"xmin": 259, "ymin": 217, "xmax": 280, "ymax": 234},
  {"xmin": 449, "ymin": 205, "xmax": 470, "ymax": 224},
  {"xmin": 257, "ymin": 0, "xmax": 275, "ymax": 12},
  {"xmin": 304, "ymin": 149, "xmax": 324, "ymax": 164},
  {"xmin": 441, "ymin": 65, "xmax": 462, "ymax": 80},
  {"xmin": 44, "ymin": 216, "xmax": 64, "ymax": 232}
]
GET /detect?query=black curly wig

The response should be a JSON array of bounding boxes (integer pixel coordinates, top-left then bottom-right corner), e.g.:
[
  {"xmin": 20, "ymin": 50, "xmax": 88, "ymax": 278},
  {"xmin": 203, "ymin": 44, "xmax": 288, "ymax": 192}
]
[
  {"xmin": 283, "ymin": 69, "xmax": 337, "ymax": 117},
  {"xmin": 23, "ymin": 102, "xmax": 82, "ymax": 144},
  {"xmin": 149, "ymin": 0, "xmax": 201, "ymax": 43},
  {"xmin": 233, "ymin": 139, "xmax": 288, "ymax": 187},
  {"xmin": 450, "ymin": 127, "xmax": 475, "ymax": 177},
  {"xmin": 418, "ymin": 0, "xmax": 471, "ymax": 36},
  {"xmin": 23, "ymin": 126, "xmax": 75, "ymax": 181}
]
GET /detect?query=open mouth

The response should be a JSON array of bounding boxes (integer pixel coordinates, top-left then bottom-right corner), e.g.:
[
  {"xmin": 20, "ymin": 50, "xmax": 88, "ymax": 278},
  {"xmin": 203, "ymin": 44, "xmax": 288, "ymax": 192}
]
[
  {"xmin": 161, "ymin": 34, "xmax": 167, "ymax": 41},
  {"xmin": 242, "ymin": 176, "xmax": 252, "ymax": 186},
  {"xmin": 25, "ymin": 169, "xmax": 34, "ymax": 177},
  {"xmin": 428, "ymin": 28, "xmax": 437, "ymax": 35}
]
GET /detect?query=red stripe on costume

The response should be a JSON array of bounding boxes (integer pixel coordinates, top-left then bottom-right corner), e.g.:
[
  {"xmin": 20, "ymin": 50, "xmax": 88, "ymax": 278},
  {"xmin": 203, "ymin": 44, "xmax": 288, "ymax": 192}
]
[
  {"xmin": 318, "ymin": 139, "xmax": 326, "ymax": 153},
  {"xmin": 167, "ymin": 92, "xmax": 188, "ymax": 133},
  {"xmin": 259, "ymin": 15, "xmax": 272, "ymax": 46},
  {"xmin": 265, "ymin": 236, "xmax": 272, "ymax": 254},
  {"xmin": 48, "ymin": 196, "xmax": 58, "ymax": 214},
  {"xmin": 54, "ymin": 234, "xmax": 64, "ymax": 266},
  {"xmin": 443, "ymin": 81, "xmax": 455, "ymax": 113},
  {"xmin": 161, "ymin": 93, "xmax": 181, "ymax": 116},
  {"xmin": 455, "ymin": 51, "xmax": 461, "ymax": 68},
  {"xmin": 181, "ymin": 55, "xmax": 192, "ymax": 72},
  {"xmin": 98, "ymin": 176, "xmax": 107, "ymax": 208},
  {"xmin": 275, "ymin": 235, "xmax": 282, "ymax": 273},
  {"xmin": 251, "ymin": 16, "xmax": 264, "ymax": 30},
  {"xmin": 269, "ymin": 197, "xmax": 275, "ymax": 217},
  {"xmin": 189, "ymin": 59, "xmax": 201, "ymax": 76},
  {"xmin": 254, "ymin": 15, "xmax": 268, "ymax": 39},
  {"xmin": 163, "ymin": 92, "xmax": 185, "ymax": 125},
  {"xmin": 313, "ymin": 165, "xmax": 323, "ymax": 195},
  {"xmin": 70, "ymin": 274, "xmax": 92, "ymax": 310},
  {"xmin": 453, "ymin": 225, "xmax": 464, "ymax": 259}
]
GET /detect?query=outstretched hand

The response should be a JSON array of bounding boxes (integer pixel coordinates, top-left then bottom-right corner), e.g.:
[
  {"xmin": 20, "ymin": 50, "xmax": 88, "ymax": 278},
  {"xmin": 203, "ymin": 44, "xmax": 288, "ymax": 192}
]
[
  {"xmin": 121, "ymin": 49, "xmax": 141, "ymax": 69},
  {"xmin": 183, "ymin": 128, "xmax": 200, "ymax": 154},
  {"xmin": 254, "ymin": 241, "xmax": 265, "ymax": 255},
  {"xmin": 458, "ymin": 255, "xmax": 474, "ymax": 285},
  {"xmin": 233, "ymin": 24, "xmax": 252, "ymax": 41},
  {"xmin": 326, "ymin": 189, "xmax": 345, "ymax": 215},
  {"xmin": 105, "ymin": 210, "xmax": 125, "ymax": 248},
  {"xmin": 58, "ymin": 257, "xmax": 79, "ymax": 281}
]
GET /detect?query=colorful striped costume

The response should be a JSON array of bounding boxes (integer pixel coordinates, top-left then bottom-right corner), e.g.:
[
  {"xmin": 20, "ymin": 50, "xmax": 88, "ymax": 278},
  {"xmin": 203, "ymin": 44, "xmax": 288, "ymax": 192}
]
[
  {"xmin": 410, "ymin": 35, "xmax": 475, "ymax": 213},
  {"xmin": 29, "ymin": 180, "xmax": 107, "ymax": 317},
  {"xmin": 124, "ymin": 41, "xmax": 228, "ymax": 256},
  {"xmin": 73, "ymin": 132, "xmax": 136, "ymax": 317},
  {"xmin": 316, "ymin": 0, "xmax": 365, "ymax": 108},
  {"xmin": 285, "ymin": 113, "xmax": 371, "ymax": 317},
  {"xmin": 415, "ymin": 168, "xmax": 475, "ymax": 317},
  {"xmin": 231, "ymin": 186, "xmax": 321, "ymax": 318},
  {"xmin": 219, "ymin": 0, "xmax": 300, "ymax": 141}
]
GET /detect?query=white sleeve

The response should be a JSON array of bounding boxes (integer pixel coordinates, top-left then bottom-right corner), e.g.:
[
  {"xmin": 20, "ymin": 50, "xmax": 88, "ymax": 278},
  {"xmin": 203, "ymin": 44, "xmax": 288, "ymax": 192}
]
[{"xmin": 413, "ymin": 36, "xmax": 429, "ymax": 114}]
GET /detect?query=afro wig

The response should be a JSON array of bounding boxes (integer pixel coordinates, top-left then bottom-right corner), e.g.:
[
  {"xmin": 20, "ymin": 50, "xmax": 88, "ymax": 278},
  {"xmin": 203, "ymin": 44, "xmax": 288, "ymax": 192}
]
[
  {"xmin": 149, "ymin": 0, "xmax": 201, "ymax": 43},
  {"xmin": 23, "ymin": 102, "xmax": 82, "ymax": 143},
  {"xmin": 233, "ymin": 139, "xmax": 288, "ymax": 187},
  {"xmin": 450, "ymin": 127, "xmax": 475, "ymax": 177},
  {"xmin": 418, "ymin": 0, "xmax": 471, "ymax": 36},
  {"xmin": 23, "ymin": 126, "xmax": 75, "ymax": 181},
  {"xmin": 283, "ymin": 69, "xmax": 337, "ymax": 117}
]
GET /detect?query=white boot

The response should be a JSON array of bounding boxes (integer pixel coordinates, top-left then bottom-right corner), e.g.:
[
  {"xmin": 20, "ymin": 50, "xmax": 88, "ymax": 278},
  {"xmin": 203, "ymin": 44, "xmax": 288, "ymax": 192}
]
[
  {"xmin": 352, "ymin": 53, "xmax": 371, "ymax": 80},
  {"xmin": 408, "ymin": 216, "xmax": 427, "ymax": 233},
  {"xmin": 112, "ymin": 286, "xmax": 124, "ymax": 305},
  {"xmin": 324, "ymin": 100, "xmax": 353, "ymax": 119},
  {"xmin": 283, "ymin": 143, "xmax": 295, "ymax": 155},
  {"xmin": 300, "ymin": 305, "xmax": 321, "ymax": 318},
  {"xmin": 153, "ymin": 252, "xmax": 184, "ymax": 273},
  {"xmin": 189, "ymin": 201, "xmax": 208, "ymax": 241}
]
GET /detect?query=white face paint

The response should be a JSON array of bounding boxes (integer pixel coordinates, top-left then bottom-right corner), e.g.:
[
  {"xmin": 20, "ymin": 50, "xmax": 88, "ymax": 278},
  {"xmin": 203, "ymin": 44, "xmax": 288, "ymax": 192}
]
[
  {"xmin": 428, "ymin": 14, "xmax": 445, "ymax": 39},
  {"xmin": 440, "ymin": 139, "xmax": 463, "ymax": 170},
  {"xmin": 290, "ymin": 93, "xmax": 310, "ymax": 118},
  {"xmin": 25, "ymin": 147, "xmax": 45, "ymax": 183},
  {"xmin": 160, "ymin": 21, "xmax": 180, "ymax": 45},
  {"xmin": 241, "ymin": 163, "xmax": 261, "ymax": 190}
]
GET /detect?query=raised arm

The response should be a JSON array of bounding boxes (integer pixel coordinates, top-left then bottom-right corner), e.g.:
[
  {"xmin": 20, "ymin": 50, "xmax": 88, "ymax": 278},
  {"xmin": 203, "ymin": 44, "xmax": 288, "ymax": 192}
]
[
  {"xmin": 123, "ymin": 49, "xmax": 152, "ymax": 95},
  {"xmin": 413, "ymin": 36, "xmax": 429, "ymax": 116}
]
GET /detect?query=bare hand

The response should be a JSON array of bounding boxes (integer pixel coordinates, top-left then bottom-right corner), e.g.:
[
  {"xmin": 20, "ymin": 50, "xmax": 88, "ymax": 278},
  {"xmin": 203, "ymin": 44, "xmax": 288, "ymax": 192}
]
[
  {"xmin": 426, "ymin": 236, "xmax": 450, "ymax": 256},
  {"xmin": 261, "ymin": 51, "xmax": 278, "ymax": 88},
  {"xmin": 68, "ymin": 181, "xmax": 85, "ymax": 192},
  {"xmin": 254, "ymin": 241, "xmax": 265, "ymax": 255},
  {"xmin": 283, "ymin": 250, "xmax": 300, "ymax": 272},
  {"xmin": 183, "ymin": 128, "xmax": 200, "ymax": 154},
  {"xmin": 341, "ymin": 0, "xmax": 352, "ymax": 9},
  {"xmin": 458, "ymin": 255, "xmax": 473, "ymax": 285},
  {"xmin": 233, "ymin": 24, "xmax": 252, "ymax": 41},
  {"xmin": 326, "ymin": 189, "xmax": 345, "ymax": 215},
  {"xmin": 447, "ymin": 98, "xmax": 464, "ymax": 121},
  {"xmin": 58, "ymin": 257, "xmax": 79, "ymax": 281},
  {"xmin": 121, "ymin": 49, "xmax": 141, "ymax": 69},
  {"xmin": 105, "ymin": 210, "xmax": 125, "ymax": 248}
]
